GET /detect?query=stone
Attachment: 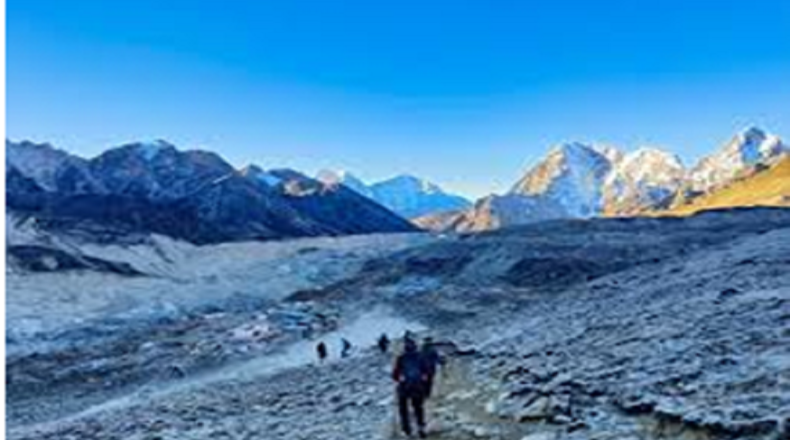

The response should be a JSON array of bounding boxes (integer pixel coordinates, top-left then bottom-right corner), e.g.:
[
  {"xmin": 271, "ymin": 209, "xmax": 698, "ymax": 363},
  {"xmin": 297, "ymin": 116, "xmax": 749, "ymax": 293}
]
[
  {"xmin": 472, "ymin": 425, "xmax": 500, "ymax": 437},
  {"xmin": 520, "ymin": 432, "xmax": 555, "ymax": 440},
  {"xmin": 516, "ymin": 396, "xmax": 551, "ymax": 421}
]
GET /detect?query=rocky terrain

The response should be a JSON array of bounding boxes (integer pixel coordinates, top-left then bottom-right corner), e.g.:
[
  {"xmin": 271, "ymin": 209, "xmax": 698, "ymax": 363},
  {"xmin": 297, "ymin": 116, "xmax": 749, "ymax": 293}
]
[{"xmin": 6, "ymin": 207, "xmax": 790, "ymax": 440}]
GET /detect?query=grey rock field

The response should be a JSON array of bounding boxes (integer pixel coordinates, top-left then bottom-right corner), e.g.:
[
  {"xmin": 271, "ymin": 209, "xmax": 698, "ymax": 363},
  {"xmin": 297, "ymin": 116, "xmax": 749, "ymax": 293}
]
[{"xmin": 6, "ymin": 208, "xmax": 790, "ymax": 440}]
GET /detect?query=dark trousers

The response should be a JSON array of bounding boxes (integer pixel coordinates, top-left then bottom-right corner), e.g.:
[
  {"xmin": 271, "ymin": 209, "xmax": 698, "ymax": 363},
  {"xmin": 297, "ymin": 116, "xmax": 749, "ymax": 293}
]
[
  {"xmin": 424, "ymin": 375, "xmax": 435, "ymax": 399},
  {"xmin": 397, "ymin": 383, "xmax": 425, "ymax": 435}
]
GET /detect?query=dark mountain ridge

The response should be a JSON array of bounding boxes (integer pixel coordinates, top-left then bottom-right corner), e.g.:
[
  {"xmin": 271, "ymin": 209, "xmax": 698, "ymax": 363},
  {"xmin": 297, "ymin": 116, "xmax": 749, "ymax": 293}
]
[{"xmin": 6, "ymin": 140, "xmax": 418, "ymax": 244}]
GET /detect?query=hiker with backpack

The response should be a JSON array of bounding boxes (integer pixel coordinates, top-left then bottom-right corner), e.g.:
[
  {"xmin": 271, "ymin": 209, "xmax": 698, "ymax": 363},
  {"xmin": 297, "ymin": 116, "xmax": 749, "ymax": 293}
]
[{"xmin": 392, "ymin": 337, "xmax": 429, "ymax": 438}]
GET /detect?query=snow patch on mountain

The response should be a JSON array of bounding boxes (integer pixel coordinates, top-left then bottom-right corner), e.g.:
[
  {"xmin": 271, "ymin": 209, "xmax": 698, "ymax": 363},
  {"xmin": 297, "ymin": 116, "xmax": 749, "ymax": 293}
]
[
  {"xmin": 133, "ymin": 140, "xmax": 174, "ymax": 161},
  {"xmin": 616, "ymin": 148, "xmax": 684, "ymax": 183},
  {"xmin": 240, "ymin": 164, "xmax": 283, "ymax": 187},
  {"xmin": 6, "ymin": 140, "xmax": 103, "ymax": 194},
  {"xmin": 316, "ymin": 170, "xmax": 372, "ymax": 197},
  {"xmin": 603, "ymin": 148, "xmax": 686, "ymax": 213},
  {"xmin": 87, "ymin": 142, "xmax": 235, "ymax": 201}
]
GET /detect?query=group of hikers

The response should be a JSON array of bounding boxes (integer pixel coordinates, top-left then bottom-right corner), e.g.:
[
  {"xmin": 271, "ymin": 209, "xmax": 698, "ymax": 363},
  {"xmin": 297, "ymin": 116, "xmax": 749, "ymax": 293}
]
[
  {"xmin": 315, "ymin": 331, "xmax": 444, "ymax": 438},
  {"xmin": 315, "ymin": 338, "xmax": 354, "ymax": 361}
]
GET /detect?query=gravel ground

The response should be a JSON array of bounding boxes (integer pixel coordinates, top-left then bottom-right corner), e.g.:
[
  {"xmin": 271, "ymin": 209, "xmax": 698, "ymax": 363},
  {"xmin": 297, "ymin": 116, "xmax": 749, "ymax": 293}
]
[{"xmin": 7, "ymin": 209, "xmax": 790, "ymax": 440}]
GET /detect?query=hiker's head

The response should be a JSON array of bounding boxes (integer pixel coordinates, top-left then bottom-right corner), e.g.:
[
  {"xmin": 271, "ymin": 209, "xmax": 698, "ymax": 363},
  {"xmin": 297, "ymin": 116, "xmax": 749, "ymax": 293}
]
[{"xmin": 404, "ymin": 338, "xmax": 417, "ymax": 353}]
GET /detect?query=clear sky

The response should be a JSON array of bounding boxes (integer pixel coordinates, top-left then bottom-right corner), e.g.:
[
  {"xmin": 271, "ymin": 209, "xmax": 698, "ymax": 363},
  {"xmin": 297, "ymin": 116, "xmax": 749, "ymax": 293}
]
[{"xmin": 8, "ymin": 0, "xmax": 790, "ymax": 198}]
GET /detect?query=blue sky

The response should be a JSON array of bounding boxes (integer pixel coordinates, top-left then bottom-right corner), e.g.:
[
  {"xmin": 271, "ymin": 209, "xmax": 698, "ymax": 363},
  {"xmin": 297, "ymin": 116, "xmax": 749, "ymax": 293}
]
[{"xmin": 8, "ymin": 0, "xmax": 790, "ymax": 198}]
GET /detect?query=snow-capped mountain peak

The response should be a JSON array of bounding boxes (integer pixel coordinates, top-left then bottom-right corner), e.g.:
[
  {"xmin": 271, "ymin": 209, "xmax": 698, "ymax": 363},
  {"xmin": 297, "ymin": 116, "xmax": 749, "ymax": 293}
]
[
  {"xmin": 592, "ymin": 144, "xmax": 625, "ymax": 165},
  {"xmin": 89, "ymin": 141, "xmax": 235, "ymax": 200},
  {"xmin": 510, "ymin": 142, "xmax": 613, "ymax": 217},
  {"xmin": 101, "ymin": 140, "xmax": 179, "ymax": 163},
  {"xmin": 315, "ymin": 170, "xmax": 470, "ymax": 219},
  {"xmin": 614, "ymin": 147, "xmax": 685, "ymax": 183},
  {"xmin": 375, "ymin": 174, "xmax": 442, "ymax": 195},
  {"xmin": 133, "ymin": 140, "xmax": 176, "ymax": 161},
  {"xmin": 690, "ymin": 126, "xmax": 787, "ymax": 191},
  {"xmin": 731, "ymin": 126, "xmax": 770, "ymax": 163},
  {"xmin": 6, "ymin": 140, "xmax": 418, "ymax": 243},
  {"xmin": 513, "ymin": 142, "xmax": 610, "ymax": 189},
  {"xmin": 760, "ymin": 133, "xmax": 785, "ymax": 156},
  {"xmin": 315, "ymin": 169, "xmax": 371, "ymax": 197},
  {"xmin": 601, "ymin": 147, "xmax": 686, "ymax": 214},
  {"xmin": 369, "ymin": 175, "xmax": 471, "ymax": 219},
  {"xmin": 7, "ymin": 141, "xmax": 72, "ymax": 190}
]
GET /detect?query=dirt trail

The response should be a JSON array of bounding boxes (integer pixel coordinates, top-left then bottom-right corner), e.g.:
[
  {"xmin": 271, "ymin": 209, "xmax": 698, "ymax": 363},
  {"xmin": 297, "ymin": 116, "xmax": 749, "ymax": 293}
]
[{"xmin": 382, "ymin": 356, "xmax": 561, "ymax": 440}]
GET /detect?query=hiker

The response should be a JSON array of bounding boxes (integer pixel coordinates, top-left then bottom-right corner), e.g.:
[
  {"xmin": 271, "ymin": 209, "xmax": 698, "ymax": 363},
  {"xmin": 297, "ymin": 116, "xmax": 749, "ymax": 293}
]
[
  {"xmin": 392, "ymin": 338, "xmax": 428, "ymax": 438},
  {"xmin": 420, "ymin": 337, "xmax": 443, "ymax": 399},
  {"xmin": 378, "ymin": 333, "xmax": 390, "ymax": 354},
  {"xmin": 316, "ymin": 341, "xmax": 328, "ymax": 363},
  {"xmin": 341, "ymin": 338, "xmax": 352, "ymax": 358}
]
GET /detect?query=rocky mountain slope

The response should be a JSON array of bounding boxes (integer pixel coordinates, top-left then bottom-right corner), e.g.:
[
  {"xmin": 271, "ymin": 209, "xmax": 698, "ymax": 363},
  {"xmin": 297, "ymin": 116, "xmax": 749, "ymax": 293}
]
[
  {"xmin": 318, "ymin": 170, "xmax": 471, "ymax": 219},
  {"xmin": 6, "ymin": 140, "xmax": 417, "ymax": 244},
  {"xmin": 369, "ymin": 175, "xmax": 472, "ymax": 219},
  {"xmin": 11, "ymin": 127, "xmax": 785, "ymax": 238},
  {"xmin": 316, "ymin": 170, "xmax": 373, "ymax": 198},
  {"xmin": 665, "ymin": 155, "xmax": 790, "ymax": 216},
  {"xmin": 415, "ymin": 193, "xmax": 566, "ymax": 233},
  {"xmin": 6, "ymin": 140, "xmax": 105, "ymax": 194},
  {"xmin": 7, "ymin": 207, "xmax": 790, "ymax": 440},
  {"xmin": 690, "ymin": 127, "xmax": 786, "ymax": 192},
  {"xmin": 509, "ymin": 142, "xmax": 614, "ymax": 218},
  {"xmin": 266, "ymin": 169, "xmax": 418, "ymax": 235},
  {"xmin": 423, "ymin": 127, "xmax": 788, "ymax": 232},
  {"xmin": 602, "ymin": 148, "xmax": 686, "ymax": 215}
]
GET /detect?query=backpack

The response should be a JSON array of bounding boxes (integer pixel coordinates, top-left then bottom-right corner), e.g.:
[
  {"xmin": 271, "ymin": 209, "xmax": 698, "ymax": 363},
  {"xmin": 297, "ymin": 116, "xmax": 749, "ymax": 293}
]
[{"xmin": 399, "ymin": 352, "xmax": 425, "ymax": 385}]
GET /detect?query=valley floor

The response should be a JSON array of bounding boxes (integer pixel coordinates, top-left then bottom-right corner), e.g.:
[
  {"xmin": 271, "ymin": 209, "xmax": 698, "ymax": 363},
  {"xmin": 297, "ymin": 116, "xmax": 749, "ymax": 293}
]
[{"xmin": 6, "ymin": 210, "xmax": 790, "ymax": 440}]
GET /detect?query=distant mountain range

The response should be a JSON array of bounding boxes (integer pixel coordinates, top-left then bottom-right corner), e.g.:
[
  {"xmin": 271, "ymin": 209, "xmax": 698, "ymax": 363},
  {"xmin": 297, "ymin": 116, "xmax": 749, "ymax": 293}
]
[
  {"xmin": 416, "ymin": 127, "xmax": 789, "ymax": 232},
  {"xmin": 7, "ymin": 126, "xmax": 789, "ymax": 243},
  {"xmin": 6, "ymin": 140, "xmax": 417, "ymax": 244},
  {"xmin": 315, "ymin": 170, "xmax": 471, "ymax": 219}
]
